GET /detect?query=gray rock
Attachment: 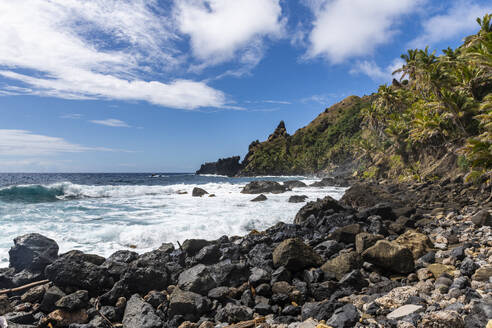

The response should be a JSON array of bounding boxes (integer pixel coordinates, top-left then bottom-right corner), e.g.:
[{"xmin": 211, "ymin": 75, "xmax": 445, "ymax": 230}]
[
  {"xmin": 362, "ymin": 240, "xmax": 414, "ymax": 274},
  {"xmin": 215, "ymin": 303, "xmax": 253, "ymax": 323},
  {"xmin": 251, "ymin": 194, "xmax": 267, "ymax": 202},
  {"xmin": 301, "ymin": 300, "xmax": 337, "ymax": 321},
  {"xmin": 192, "ymin": 187, "xmax": 208, "ymax": 197},
  {"xmin": 178, "ymin": 264, "xmax": 216, "ymax": 295},
  {"xmin": 40, "ymin": 285, "xmax": 66, "ymax": 313},
  {"xmin": 249, "ymin": 267, "xmax": 270, "ymax": 286},
  {"xmin": 55, "ymin": 290, "xmax": 89, "ymax": 311},
  {"xmin": 471, "ymin": 210, "xmax": 492, "ymax": 227},
  {"xmin": 241, "ymin": 181, "xmax": 288, "ymax": 194},
  {"xmin": 288, "ymin": 195, "xmax": 308, "ymax": 203},
  {"xmin": 168, "ymin": 288, "xmax": 210, "ymax": 322},
  {"xmin": 182, "ymin": 239, "xmax": 210, "ymax": 256},
  {"xmin": 122, "ymin": 294, "xmax": 162, "ymax": 328},
  {"xmin": 326, "ymin": 304, "xmax": 360, "ymax": 328},
  {"xmin": 386, "ymin": 304, "xmax": 423, "ymax": 320}
]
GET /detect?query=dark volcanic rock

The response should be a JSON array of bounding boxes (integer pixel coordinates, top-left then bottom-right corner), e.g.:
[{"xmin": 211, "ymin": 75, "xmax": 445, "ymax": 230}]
[
  {"xmin": 40, "ymin": 285, "xmax": 66, "ymax": 313},
  {"xmin": 182, "ymin": 239, "xmax": 210, "ymax": 256},
  {"xmin": 241, "ymin": 181, "xmax": 288, "ymax": 194},
  {"xmin": 251, "ymin": 194, "xmax": 267, "ymax": 202},
  {"xmin": 178, "ymin": 264, "xmax": 216, "ymax": 295},
  {"xmin": 272, "ymin": 238, "xmax": 323, "ymax": 271},
  {"xmin": 45, "ymin": 257, "xmax": 112, "ymax": 295},
  {"xmin": 215, "ymin": 303, "xmax": 253, "ymax": 323},
  {"xmin": 362, "ymin": 240, "xmax": 415, "ymax": 274},
  {"xmin": 288, "ymin": 195, "xmax": 308, "ymax": 203},
  {"xmin": 9, "ymin": 233, "xmax": 58, "ymax": 273},
  {"xmin": 192, "ymin": 187, "xmax": 208, "ymax": 197},
  {"xmin": 301, "ymin": 300, "xmax": 338, "ymax": 321},
  {"xmin": 122, "ymin": 294, "xmax": 162, "ymax": 328},
  {"xmin": 294, "ymin": 196, "xmax": 344, "ymax": 224},
  {"xmin": 196, "ymin": 156, "xmax": 243, "ymax": 177},
  {"xmin": 283, "ymin": 180, "xmax": 307, "ymax": 188},
  {"xmin": 55, "ymin": 290, "xmax": 89, "ymax": 311},
  {"xmin": 340, "ymin": 183, "xmax": 401, "ymax": 208},
  {"xmin": 326, "ymin": 304, "xmax": 360, "ymax": 328},
  {"xmin": 169, "ymin": 288, "xmax": 210, "ymax": 322},
  {"xmin": 331, "ymin": 224, "xmax": 361, "ymax": 244}
]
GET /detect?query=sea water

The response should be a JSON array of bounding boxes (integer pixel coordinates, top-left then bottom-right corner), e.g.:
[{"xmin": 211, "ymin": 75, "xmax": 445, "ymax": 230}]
[{"xmin": 0, "ymin": 173, "xmax": 346, "ymax": 267}]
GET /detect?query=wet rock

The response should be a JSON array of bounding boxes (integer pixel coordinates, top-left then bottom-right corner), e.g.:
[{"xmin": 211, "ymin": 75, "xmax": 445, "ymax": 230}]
[
  {"xmin": 362, "ymin": 240, "xmax": 414, "ymax": 274},
  {"xmin": 251, "ymin": 194, "xmax": 267, "ymax": 202},
  {"xmin": 326, "ymin": 304, "xmax": 359, "ymax": 328},
  {"xmin": 283, "ymin": 180, "xmax": 307, "ymax": 188},
  {"xmin": 192, "ymin": 187, "xmax": 208, "ymax": 197},
  {"xmin": 168, "ymin": 288, "xmax": 210, "ymax": 322},
  {"xmin": 355, "ymin": 233, "xmax": 383, "ymax": 253},
  {"xmin": 9, "ymin": 233, "xmax": 58, "ymax": 273},
  {"xmin": 122, "ymin": 294, "xmax": 162, "ymax": 328},
  {"xmin": 387, "ymin": 304, "xmax": 423, "ymax": 320},
  {"xmin": 178, "ymin": 264, "xmax": 216, "ymax": 295},
  {"xmin": 288, "ymin": 195, "xmax": 308, "ymax": 203},
  {"xmin": 420, "ymin": 310, "xmax": 464, "ymax": 328},
  {"xmin": 471, "ymin": 210, "xmax": 491, "ymax": 227},
  {"xmin": 394, "ymin": 230, "xmax": 433, "ymax": 259},
  {"xmin": 294, "ymin": 196, "xmax": 344, "ymax": 224},
  {"xmin": 321, "ymin": 251, "xmax": 360, "ymax": 280},
  {"xmin": 55, "ymin": 290, "xmax": 89, "ymax": 311},
  {"xmin": 272, "ymin": 238, "xmax": 323, "ymax": 271},
  {"xmin": 241, "ymin": 181, "xmax": 288, "ymax": 194},
  {"xmin": 214, "ymin": 304, "xmax": 253, "ymax": 323}
]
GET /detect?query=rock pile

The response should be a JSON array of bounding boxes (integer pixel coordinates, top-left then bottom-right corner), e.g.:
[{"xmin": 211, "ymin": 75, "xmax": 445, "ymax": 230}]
[{"xmin": 0, "ymin": 180, "xmax": 490, "ymax": 328}]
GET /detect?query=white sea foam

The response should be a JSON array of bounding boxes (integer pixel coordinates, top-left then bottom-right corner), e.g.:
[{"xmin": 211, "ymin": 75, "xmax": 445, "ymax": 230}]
[{"xmin": 0, "ymin": 180, "xmax": 346, "ymax": 266}]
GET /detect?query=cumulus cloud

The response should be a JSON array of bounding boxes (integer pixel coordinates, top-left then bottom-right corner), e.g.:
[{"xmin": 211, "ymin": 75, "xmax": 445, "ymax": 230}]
[
  {"xmin": 0, "ymin": 0, "xmax": 225, "ymax": 110},
  {"xmin": 90, "ymin": 119, "xmax": 131, "ymax": 127},
  {"xmin": 174, "ymin": 0, "xmax": 284, "ymax": 67},
  {"xmin": 409, "ymin": 1, "xmax": 492, "ymax": 48},
  {"xmin": 350, "ymin": 58, "xmax": 405, "ymax": 83},
  {"xmin": 304, "ymin": 0, "xmax": 419, "ymax": 63},
  {"xmin": 0, "ymin": 130, "xmax": 121, "ymax": 156}
]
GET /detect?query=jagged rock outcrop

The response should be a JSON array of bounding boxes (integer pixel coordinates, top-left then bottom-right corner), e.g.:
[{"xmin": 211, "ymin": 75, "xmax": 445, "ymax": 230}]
[{"xmin": 196, "ymin": 156, "xmax": 243, "ymax": 177}]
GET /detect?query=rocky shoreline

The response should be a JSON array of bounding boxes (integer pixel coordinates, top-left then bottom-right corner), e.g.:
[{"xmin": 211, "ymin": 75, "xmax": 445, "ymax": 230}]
[{"xmin": 0, "ymin": 178, "xmax": 491, "ymax": 328}]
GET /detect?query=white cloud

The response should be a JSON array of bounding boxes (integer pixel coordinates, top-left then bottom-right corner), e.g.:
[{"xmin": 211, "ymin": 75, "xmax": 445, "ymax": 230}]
[
  {"xmin": 409, "ymin": 1, "xmax": 492, "ymax": 48},
  {"xmin": 91, "ymin": 119, "xmax": 130, "ymax": 127},
  {"xmin": 0, "ymin": 129, "xmax": 120, "ymax": 156},
  {"xmin": 174, "ymin": 0, "xmax": 284, "ymax": 67},
  {"xmin": 304, "ymin": 0, "xmax": 419, "ymax": 63},
  {"xmin": 350, "ymin": 58, "xmax": 404, "ymax": 82},
  {"xmin": 0, "ymin": 0, "xmax": 226, "ymax": 110},
  {"xmin": 263, "ymin": 100, "xmax": 292, "ymax": 105}
]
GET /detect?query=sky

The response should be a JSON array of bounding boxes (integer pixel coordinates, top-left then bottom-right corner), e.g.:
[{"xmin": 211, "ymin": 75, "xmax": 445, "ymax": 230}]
[{"xmin": 0, "ymin": 0, "xmax": 490, "ymax": 172}]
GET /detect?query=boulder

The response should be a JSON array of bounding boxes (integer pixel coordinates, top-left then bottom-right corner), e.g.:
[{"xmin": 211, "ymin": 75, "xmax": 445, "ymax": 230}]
[
  {"xmin": 294, "ymin": 196, "xmax": 344, "ymax": 224},
  {"xmin": 122, "ymin": 294, "xmax": 162, "ymax": 328},
  {"xmin": 241, "ymin": 181, "xmax": 288, "ymax": 194},
  {"xmin": 362, "ymin": 240, "xmax": 414, "ymax": 274},
  {"xmin": 169, "ymin": 288, "xmax": 210, "ymax": 322},
  {"xmin": 301, "ymin": 300, "xmax": 338, "ymax": 321},
  {"xmin": 55, "ymin": 290, "xmax": 89, "ymax": 311},
  {"xmin": 250, "ymin": 194, "xmax": 267, "ymax": 202},
  {"xmin": 0, "ymin": 295, "xmax": 12, "ymax": 316},
  {"xmin": 178, "ymin": 264, "xmax": 216, "ymax": 295},
  {"xmin": 272, "ymin": 238, "xmax": 323, "ymax": 271},
  {"xmin": 45, "ymin": 258, "xmax": 112, "ymax": 295},
  {"xmin": 283, "ymin": 180, "xmax": 307, "ymax": 188},
  {"xmin": 420, "ymin": 310, "xmax": 464, "ymax": 328},
  {"xmin": 472, "ymin": 266, "xmax": 492, "ymax": 281},
  {"xmin": 471, "ymin": 210, "xmax": 492, "ymax": 227},
  {"xmin": 182, "ymin": 239, "xmax": 210, "ymax": 256},
  {"xmin": 394, "ymin": 230, "xmax": 433, "ymax": 259},
  {"xmin": 9, "ymin": 233, "xmax": 58, "ymax": 273},
  {"xmin": 40, "ymin": 286, "xmax": 66, "ymax": 313},
  {"xmin": 355, "ymin": 233, "xmax": 383, "ymax": 253},
  {"xmin": 331, "ymin": 224, "xmax": 361, "ymax": 244},
  {"xmin": 214, "ymin": 303, "xmax": 253, "ymax": 323},
  {"xmin": 192, "ymin": 187, "xmax": 208, "ymax": 197},
  {"xmin": 321, "ymin": 251, "xmax": 360, "ymax": 280},
  {"xmin": 427, "ymin": 263, "xmax": 455, "ymax": 278},
  {"xmin": 288, "ymin": 195, "xmax": 308, "ymax": 203}
]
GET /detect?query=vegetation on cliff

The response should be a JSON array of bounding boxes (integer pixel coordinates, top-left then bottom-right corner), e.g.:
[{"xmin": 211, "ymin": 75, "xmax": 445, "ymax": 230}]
[{"xmin": 240, "ymin": 14, "xmax": 491, "ymax": 182}]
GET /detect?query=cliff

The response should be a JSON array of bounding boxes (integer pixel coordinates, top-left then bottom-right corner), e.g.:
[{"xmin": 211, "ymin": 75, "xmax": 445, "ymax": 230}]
[{"xmin": 196, "ymin": 156, "xmax": 243, "ymax": 177}]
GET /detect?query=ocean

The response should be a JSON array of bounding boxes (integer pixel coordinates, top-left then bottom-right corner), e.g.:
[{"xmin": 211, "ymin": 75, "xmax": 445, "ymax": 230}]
[{"xmin": 0, "ymin": 173, "xmax": 346, "ymax": 267}]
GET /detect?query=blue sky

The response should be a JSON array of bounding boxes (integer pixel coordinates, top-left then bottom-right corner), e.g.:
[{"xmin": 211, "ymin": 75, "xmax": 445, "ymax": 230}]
[{"xmin": 0, "ymin": 0, "xmax": 490, "ymax": 172}]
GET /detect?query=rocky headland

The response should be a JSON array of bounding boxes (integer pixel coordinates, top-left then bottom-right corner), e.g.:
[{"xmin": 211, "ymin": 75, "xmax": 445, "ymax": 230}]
[{"xmin": 0, "ymin": 177, "xmax": 491, "ymax": 328}]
